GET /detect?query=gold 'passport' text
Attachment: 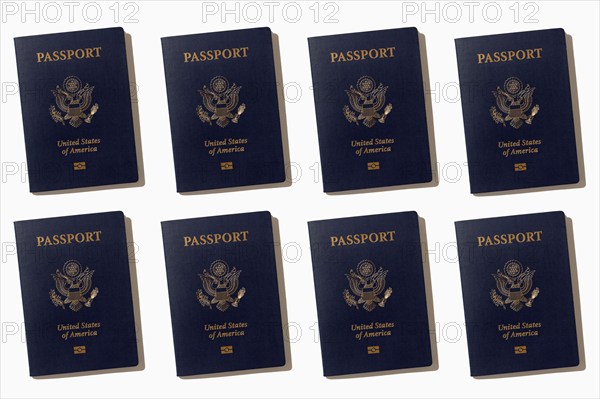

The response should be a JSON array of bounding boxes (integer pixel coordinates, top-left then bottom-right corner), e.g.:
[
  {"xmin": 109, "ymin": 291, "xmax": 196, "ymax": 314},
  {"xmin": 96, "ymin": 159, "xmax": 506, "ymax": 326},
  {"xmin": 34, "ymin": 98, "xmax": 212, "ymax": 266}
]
[
  {"xmin": 477, "ymin": 231, "xmax": 542, "ymax": 247},
  {"xmin": 36, "ymin": 47, "xmax": 102, "ymax": 63},
  {"xmin": 477, "ymin": 48, "xmax": 542, "ymax": 64},
  {"xmin": 184, "ymin": 231, "xmax": 249, "ymax": 247},
  {"xmin": 330, "ymin": 231, "xmax": 396, "ymax": 247},
  {"xmin": 183, "ymin": 47, "xmax": 249, "ymax": 63},
  {"xmin": 36, "ymin": 231, "xmax": 102, "ymax": 246},
  {"xmin": 330, "ymin": 47, "xmax": 396, "ymax": 63}
]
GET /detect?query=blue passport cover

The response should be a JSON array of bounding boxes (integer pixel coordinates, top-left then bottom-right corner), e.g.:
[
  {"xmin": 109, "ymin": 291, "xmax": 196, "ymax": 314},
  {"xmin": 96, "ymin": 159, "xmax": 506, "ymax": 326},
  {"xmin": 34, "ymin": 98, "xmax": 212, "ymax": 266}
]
[
  {"xmin": 14, "ymin": 27, "xmax": 138, "ymax": 192},
  {"xmin": 161, "ymin": 28, "xmax": 286, "ymax": 192},
  {"xmin": 308, "ymin": 212, "xmax": 432, "ymax": 376},
  {"xmin": 161, "ymin": 211, "xmax": 285, "ymax": 376},
  {"xmin": 455, "ymin": 29, "xmax": 579, "ymax": 193},
  {"xmin": 455, "ymin": 211, "xmax": 579, "ymax": 376},
  {"xmin": 308, "ymin": 28, "xmax": 432, "ymax": 192},
  {"xmin": 14, "ymin": 211, "xmax": 138, "ymax": 376}
]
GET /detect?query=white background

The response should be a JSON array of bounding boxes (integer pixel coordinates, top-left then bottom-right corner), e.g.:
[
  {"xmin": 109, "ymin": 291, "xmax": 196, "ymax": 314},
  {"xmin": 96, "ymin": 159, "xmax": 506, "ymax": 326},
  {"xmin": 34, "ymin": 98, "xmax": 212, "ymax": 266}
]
[{"xmin": 1, "ymin": 1, "xmax": 598, "ymax": 398}]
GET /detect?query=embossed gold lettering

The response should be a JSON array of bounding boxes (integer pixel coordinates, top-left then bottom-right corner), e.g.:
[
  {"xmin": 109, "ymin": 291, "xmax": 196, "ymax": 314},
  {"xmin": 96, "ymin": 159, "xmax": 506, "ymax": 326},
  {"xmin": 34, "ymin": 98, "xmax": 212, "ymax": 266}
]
[
  {"xmin": 476, "ymin": 231, "xmax": 542, "ymax": 247},
  {"xmin": 36, "ymin": 47, "xmax": 102, "ymax": 63}
]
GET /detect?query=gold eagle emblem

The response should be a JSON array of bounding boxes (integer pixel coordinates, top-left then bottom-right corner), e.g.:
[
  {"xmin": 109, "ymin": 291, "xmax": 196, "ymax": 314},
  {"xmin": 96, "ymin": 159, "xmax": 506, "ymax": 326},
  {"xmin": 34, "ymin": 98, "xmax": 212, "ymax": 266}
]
[
  {"xmin": 343, "ymin": 260, "xmax": 392, "ymax": 312},
  {"xmin": 50, "ymin": 76, "xmax": 99, "ymax": 128},
  {"xmin": 196, "ymin": 260, "xmax": 245, "ymax": 312},
  {"xmin": 49, "ymin": 260, "xmax": 99, "ymax": 312},
  {"xmin": 343, "ymin": 76, "xmax": 392, "ymax": 128},
  {"xmin": 490, "ymin": 260, "xmax": 540, "ymax": 312},
  {"xmin": 196, "ymin": 76, "xmax": 246, "ymax": 128},
  {"xmin": 490, "ymin": 77, "xmax": 539, "ymax": 129}
]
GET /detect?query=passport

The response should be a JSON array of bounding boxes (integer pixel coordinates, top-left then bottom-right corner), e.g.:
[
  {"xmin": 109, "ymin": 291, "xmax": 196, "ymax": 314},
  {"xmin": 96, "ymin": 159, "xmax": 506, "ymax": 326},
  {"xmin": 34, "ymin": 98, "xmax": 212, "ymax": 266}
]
[
  {"xmin": 14, "ymin": 211, "xmax": 139, "ymax": 376},
  {"xmin": 14, "ymin": 27, "xmax": 138, "ymax": 192},
  {"xmin": 308, "ymin": 28, "xmax": 432, "ymax": 192},
  {"xmin": 161, "ymin": 211, "xmax": 286, "ymax": 376},
  {"xmin": 455, "ymin": 211, "xmax": 580, "ymax": 376},
  {"xmin": 455, "ymin": 29, "xmax": 579, "ymax": 193},
  {"xmin": 161, "ymin": 27, "xmax": 286, "ymax": 192},
  {"xmin": 308, "ymin": 211, "xmax": 432, "ymax": 376}
]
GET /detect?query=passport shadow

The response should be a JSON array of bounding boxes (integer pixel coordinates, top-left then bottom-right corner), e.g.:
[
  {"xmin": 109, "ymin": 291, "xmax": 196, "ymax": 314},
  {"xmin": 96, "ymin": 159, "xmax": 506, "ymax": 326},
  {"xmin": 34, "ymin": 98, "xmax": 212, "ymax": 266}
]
[
  {"xmin": 473, "ymin": 33, "xmax": 585, "ymax": 197},
  {"xmin": 124, "ymin": 33, "xmax": 146, "ymax": 189},
  {"xmin": 32, "ymin": 32, "xmax": 145, "ymax": 196},
  {"xmin": 32, "ymin": 217, "xmax": 145, "ymax": 379},
  {"xmin": 418, "ymin": 216, "xmax": 440, "ymax": 372},
  {"xmin": 272, "ymin": 33, "xmax": 293, "ymax": 188},
  {"xmin": 178, "ymin": 32, "xmax": 292, "ymax": 196},
  {"xmin": 327, "ymin": 217, "xmax": 439, "ymax": 379},
  {"xmin": 271, "ymin": 216, "xmax": 294, "ymax": 372},
  {"xmin": 180, "ymin": 216, "xmax": 292, "ymax": 379},
  {"xmin": 474, "ymin": 216, "xmax": 585, "ymax": 379},
  {"xmin": 326, "ymin": 32, "xmax": 439, "ymax": 196}
]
